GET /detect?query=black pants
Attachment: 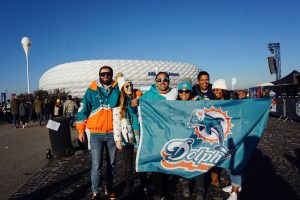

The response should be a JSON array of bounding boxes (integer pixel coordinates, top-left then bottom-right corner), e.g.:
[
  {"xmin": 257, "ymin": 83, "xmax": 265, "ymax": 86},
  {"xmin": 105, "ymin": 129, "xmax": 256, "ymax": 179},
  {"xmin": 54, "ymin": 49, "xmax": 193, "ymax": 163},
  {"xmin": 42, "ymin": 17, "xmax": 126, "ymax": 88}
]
[
  {"xmin": 122, "ymin": 144, "xmax": 149, "ymax": 189},
  {"xmin": 151, "ymin": 172, "xmax": 169, "ymax": 197}
]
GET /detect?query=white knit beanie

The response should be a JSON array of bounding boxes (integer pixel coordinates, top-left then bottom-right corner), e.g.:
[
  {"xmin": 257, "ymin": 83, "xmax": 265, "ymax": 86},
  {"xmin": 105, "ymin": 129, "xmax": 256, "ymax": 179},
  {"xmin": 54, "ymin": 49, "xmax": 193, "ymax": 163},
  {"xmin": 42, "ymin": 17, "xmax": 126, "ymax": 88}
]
[
  {"xmin": 212, "ymin": 79, "xmax": 227, "ymax": 90},
  {"xmin": 116, "ymin": 73, "xmax": 131, "ymax": 91}
]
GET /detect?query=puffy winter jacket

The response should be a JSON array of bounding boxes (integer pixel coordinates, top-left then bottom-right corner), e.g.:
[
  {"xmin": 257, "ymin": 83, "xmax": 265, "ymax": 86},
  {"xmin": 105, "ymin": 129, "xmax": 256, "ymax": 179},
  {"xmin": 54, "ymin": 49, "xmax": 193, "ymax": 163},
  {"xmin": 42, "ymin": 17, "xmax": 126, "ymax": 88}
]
[
  {"xmin": 76, "ymin": 79, "xmax": 120, "ymax": 136},
  {"xmin": 64, "ymin": 99, "xmax": 78, "ymax": 113},
  {"xmin": 113, "ymin": 96, "xmax": 141, "ymax": 147}
]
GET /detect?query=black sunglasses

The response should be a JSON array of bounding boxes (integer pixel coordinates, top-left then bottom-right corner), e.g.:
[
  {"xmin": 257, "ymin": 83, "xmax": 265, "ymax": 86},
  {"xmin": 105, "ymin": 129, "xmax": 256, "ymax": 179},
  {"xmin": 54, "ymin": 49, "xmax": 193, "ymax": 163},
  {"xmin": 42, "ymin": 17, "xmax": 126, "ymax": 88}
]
[
  {"xmin": 178, "ymin": 90, "xmax": 191, "ymax": 94},
  {"xmin": 125, "ymin": 84, "xmax": 132, "ymax": 89},
  {"xmin": 99, "ymin": 72, "xmax": 113, "ymax": 77},
  {"xmin": 155, "ymin": 78, "xmax": 169, "ymax": 83}
]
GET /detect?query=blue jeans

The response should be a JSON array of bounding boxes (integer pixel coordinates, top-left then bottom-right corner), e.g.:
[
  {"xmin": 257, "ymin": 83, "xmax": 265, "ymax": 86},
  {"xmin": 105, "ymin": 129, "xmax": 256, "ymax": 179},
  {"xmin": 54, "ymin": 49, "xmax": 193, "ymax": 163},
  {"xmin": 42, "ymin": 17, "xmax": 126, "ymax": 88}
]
[
  {"xmin": 66, "ymin": 112, "xmax": 74, "ymax": 128},
  {"xmin": 36, "ymin": 112, "xmax": 43, "ymax": 125},
  {"xmin": 12, "ymin": 114, "xmax": 19, "ymax": 127},
  {"xmin": 90, "ymin": 133, "xmax": 116, "ymax": 193},
  {"xmin": 228, "ymin": 170, "xmax": 242, "ymax": 187}
]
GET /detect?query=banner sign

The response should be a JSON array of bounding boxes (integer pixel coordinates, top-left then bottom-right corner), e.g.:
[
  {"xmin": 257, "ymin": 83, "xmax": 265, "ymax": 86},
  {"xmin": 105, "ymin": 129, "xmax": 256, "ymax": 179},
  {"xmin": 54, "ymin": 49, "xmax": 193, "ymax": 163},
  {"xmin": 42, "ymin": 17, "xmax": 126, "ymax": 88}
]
[{"xmin": 136, "ymin": 98, "xmax": 271, "ymax": 178}]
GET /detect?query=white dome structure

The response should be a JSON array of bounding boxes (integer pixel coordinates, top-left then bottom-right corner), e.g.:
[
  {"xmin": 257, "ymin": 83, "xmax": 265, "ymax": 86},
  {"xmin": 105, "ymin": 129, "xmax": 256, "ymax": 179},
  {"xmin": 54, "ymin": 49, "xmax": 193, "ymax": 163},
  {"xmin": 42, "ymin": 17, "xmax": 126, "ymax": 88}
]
[{"xmin": 39, "ymin": 59, "xmax": 201, "ymax": 97}]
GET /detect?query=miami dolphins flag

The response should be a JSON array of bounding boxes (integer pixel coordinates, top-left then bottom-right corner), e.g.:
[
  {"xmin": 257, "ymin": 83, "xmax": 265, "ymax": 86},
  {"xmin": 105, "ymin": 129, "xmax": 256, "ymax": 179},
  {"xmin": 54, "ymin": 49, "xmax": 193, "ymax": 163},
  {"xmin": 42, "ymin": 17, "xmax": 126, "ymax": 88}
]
[{"xmin": 136, "ymin": 98, "xmax": 271, "ymax": 178}]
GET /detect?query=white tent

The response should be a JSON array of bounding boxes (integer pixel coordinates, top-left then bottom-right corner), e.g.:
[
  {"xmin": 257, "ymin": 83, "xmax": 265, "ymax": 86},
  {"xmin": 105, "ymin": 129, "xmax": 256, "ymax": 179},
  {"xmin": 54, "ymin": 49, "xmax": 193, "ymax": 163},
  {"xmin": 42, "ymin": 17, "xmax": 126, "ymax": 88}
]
[{"xmin": 259, "ymin": 82, "xmax": 274, "ymax": 87}]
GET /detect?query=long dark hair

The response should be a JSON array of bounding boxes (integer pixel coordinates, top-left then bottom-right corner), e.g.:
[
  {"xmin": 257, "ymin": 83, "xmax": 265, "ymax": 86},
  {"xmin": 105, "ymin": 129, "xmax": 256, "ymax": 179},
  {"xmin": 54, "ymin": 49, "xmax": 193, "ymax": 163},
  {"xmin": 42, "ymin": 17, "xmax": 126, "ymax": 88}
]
[
  {"xmin": 176, "ymin": 92, "xmax": 194, "ymax": 100},
  {"xmin": 118, "ymin": 85, "xmax": 136, "ymax": 119},
  {"xmin": 213, "ymin": 89, "xmax": 230, "ymax": 100}
]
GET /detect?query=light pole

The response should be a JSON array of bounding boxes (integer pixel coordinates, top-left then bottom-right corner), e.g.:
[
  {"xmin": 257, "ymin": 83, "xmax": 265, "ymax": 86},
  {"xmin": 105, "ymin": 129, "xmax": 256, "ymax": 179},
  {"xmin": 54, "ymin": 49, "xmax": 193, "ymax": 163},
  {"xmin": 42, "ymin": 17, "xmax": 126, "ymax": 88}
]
[{"xmin": 21, "ymin": 37, "xmax": 32, "ymax": 93}]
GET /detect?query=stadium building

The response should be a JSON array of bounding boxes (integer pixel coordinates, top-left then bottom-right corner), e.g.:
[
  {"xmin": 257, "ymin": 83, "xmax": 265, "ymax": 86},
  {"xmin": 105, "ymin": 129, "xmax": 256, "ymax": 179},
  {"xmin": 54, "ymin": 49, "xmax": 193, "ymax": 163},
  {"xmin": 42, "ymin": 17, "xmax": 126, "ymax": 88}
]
[{"xmin": 39, "ymin": 59, "xmax": 201, "ymax": 97}]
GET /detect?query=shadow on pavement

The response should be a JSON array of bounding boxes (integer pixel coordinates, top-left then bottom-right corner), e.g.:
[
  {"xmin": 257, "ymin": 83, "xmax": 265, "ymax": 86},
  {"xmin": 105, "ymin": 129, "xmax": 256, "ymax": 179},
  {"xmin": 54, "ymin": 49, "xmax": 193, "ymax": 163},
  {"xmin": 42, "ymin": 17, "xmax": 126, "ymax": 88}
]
[
  {"xmin": 284, "ymin": 148, "xmax": 300, "ymax": 172},
  {"xmin": 12, "ymin": 168, "xmax": 90, "ymax": 200},
  {"xmin": 241, "ymin": 149, "xmax": 298, "ymax": 200}
]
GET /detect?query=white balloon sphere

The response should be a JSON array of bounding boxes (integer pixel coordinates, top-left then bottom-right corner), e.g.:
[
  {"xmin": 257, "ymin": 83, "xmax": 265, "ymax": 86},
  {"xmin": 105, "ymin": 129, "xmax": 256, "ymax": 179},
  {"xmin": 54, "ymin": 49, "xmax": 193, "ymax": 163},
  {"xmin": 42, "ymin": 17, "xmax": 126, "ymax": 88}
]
[{"xmin": 21, "ymin": 37, "xmax": 31, "ymax": 57}]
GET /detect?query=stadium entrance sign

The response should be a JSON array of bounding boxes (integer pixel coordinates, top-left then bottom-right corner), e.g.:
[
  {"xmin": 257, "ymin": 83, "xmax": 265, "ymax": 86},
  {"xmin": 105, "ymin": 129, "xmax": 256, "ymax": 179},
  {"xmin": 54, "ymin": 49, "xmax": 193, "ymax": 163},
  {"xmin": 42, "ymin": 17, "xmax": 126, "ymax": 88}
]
[{"xmin": 148, "ymin": 72, "xmax": 179, "ymax": 76}]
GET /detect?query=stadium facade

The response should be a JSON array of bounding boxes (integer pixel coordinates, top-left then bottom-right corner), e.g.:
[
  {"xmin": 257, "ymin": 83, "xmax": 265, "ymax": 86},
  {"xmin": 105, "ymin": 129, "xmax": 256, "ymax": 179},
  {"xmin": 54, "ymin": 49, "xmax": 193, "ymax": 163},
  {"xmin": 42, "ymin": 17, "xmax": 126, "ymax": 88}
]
[{"xmin": 39, "ymin": 60, "xmax": 201, "ymax": 97}]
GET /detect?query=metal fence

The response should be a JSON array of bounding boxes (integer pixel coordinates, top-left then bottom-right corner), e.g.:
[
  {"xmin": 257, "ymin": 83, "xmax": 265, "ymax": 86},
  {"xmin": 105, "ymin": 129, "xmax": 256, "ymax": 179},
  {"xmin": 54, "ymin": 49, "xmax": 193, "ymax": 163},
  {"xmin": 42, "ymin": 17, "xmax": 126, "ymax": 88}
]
[{"xmin": 270, "ymin": 97, "xmax": 300, "ymax": 122}]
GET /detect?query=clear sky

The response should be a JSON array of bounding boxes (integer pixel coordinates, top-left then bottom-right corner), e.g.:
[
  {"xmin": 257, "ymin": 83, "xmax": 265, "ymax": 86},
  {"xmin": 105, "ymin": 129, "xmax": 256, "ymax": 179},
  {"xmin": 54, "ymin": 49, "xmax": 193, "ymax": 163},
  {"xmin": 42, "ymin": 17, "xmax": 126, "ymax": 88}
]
[{"xmin": 0, "ymin": 0, "xmax": 299, "ymax": 94}]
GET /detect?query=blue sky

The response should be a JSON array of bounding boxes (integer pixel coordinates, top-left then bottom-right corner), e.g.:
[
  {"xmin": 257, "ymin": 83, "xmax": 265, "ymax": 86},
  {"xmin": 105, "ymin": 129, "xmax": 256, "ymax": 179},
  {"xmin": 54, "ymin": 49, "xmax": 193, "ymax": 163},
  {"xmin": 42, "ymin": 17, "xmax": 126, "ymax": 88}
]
[{"xmin": 0, "ymin": 0, "xmax": 299, "ymax": 94}]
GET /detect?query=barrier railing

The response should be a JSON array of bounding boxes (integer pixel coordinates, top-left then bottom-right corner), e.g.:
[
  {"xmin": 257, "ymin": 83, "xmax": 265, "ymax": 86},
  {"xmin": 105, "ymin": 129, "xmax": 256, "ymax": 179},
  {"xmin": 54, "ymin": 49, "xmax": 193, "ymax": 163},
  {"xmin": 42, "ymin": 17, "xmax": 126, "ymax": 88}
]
[{"xmin": 270, "ymin": 97, "xmax": 300, "ymax": 122}]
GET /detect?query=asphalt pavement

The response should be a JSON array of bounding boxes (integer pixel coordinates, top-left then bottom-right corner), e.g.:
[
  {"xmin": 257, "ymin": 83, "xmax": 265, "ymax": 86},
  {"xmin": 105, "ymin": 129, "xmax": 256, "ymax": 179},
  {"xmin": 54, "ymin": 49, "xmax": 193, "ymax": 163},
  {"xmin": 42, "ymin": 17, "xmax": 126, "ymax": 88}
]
[{"xmin": 1, "ymin": 117, "xmax": 299, "ymax": 200}]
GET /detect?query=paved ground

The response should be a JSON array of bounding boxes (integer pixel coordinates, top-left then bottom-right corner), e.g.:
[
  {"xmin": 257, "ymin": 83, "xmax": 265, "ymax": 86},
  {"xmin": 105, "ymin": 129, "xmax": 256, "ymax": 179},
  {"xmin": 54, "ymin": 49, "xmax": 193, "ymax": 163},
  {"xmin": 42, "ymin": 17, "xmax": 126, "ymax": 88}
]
[
  {"xmin": 0, "ymin": 122, "xmax": 50, "ymax": 200},
  {"xmin": 2, "ymin": 117, "xmax": 300, "ymax": 200}
]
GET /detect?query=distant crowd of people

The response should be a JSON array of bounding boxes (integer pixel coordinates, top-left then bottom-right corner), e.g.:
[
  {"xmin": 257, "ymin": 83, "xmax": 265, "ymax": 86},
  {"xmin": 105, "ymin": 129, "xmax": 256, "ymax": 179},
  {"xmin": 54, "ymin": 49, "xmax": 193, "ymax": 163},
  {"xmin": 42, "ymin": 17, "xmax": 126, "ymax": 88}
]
[
  {"xmin": 1, "ymin": 94, "xmax": 79, "ymax": 129},
  {"xmin": 76, "ymin": 66, "xmax": 249, "ymax": 200}
]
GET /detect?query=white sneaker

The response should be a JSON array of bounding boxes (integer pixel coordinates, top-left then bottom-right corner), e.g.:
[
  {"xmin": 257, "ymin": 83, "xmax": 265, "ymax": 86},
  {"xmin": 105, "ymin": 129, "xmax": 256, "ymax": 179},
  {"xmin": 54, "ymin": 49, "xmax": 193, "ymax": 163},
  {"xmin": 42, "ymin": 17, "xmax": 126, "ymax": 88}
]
[
  {"xmin": 227, "ymin": 192, "xmax": 238, "ymax": 200},
  {"xmin": 223, "ymin": 185, "xmax": 242, "ymax": 193}
]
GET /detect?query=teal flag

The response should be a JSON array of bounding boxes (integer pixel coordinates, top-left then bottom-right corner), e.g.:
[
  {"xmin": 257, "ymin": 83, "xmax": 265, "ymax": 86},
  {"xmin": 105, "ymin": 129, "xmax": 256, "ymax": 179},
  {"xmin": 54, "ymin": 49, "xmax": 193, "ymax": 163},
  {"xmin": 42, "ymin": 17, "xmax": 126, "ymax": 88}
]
[{"xmin": 136, "ymin": 98, "xmax": 271, "ymax": 178}]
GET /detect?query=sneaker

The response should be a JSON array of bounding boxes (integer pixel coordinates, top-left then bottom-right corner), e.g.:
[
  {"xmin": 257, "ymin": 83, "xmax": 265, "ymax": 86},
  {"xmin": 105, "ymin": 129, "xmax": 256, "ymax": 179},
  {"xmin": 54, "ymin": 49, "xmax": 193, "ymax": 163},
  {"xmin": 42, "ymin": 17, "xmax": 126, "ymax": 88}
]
[
  {"xmin": 109, "ymin": 191, "xmax": 116, "ymax": 200},
  {"xmin": 182, "ymin": 187, "xmax": 190, "ymax": 198},
  {"xmin": 223, "ymin": 185, "xmax": 242, "ymax": 193},
  {"xmin": 195, "ymin": 191, "xmax": 205, "ymax": 200},
  {"xmin": 104, "ymin": 186, "xmax": 117, "ymax": 200},
  {"xmin": 143, "ymin": 187, "xmax": 149, "ymax": 199},
  {"xmin": 227, "ymin": 192, "xmax": 238, "ymax": 200},
  {"xmin": 196, "ymin": 195, "xmax": 205, "ymax": 200},
  {"xmin": 153, "ymin": 194, "xmax": 166, "ymax": 200},
  {"xmin": 90, "ymin": 193, "xmax": 100, "ymax": 200}
]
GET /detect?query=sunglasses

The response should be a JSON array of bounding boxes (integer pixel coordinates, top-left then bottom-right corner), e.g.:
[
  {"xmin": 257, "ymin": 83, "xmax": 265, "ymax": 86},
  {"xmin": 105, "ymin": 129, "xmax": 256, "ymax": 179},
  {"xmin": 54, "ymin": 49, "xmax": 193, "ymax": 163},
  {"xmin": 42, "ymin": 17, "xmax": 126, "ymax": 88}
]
[
  {"xmin": 155, "ymin": 78, "xmax": 169, "ymax": 83},
  {"xmin": 124, "ymin": 84, "xmax": 132, "ymax": 89},
  {"xmin": 178, "ymin": 90, "xmax": 191, "ymax": 94},
  {"xmin": 99, "ymin": 72, "xmax": 113, "ymax": 77}
]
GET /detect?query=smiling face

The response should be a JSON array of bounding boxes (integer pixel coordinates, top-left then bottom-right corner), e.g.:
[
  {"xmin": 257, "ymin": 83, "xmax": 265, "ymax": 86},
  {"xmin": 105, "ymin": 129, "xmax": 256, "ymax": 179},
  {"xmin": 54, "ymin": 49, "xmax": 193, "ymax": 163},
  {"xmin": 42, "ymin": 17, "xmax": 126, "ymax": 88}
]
[
  {"xmin": 155, "ymin": 73, "xmax": 169, "ymax": 91},
  {"xmin": 199, "ymin": 74, "xmax": 209, "ymax": 91},
  {"xmin": 123, "ymin": 82, "xmax": 133, "ymax": 96},
  {"xmin": 213, "ymin": 88, "xmax": 224, "ymax": 99},
  {"xmin": 99, "ymin": 68, "xmax": 113, "ymax": 85},
  {"xmin": 178, "ymin": 89, "xmax": 191, "ymax": 100}
]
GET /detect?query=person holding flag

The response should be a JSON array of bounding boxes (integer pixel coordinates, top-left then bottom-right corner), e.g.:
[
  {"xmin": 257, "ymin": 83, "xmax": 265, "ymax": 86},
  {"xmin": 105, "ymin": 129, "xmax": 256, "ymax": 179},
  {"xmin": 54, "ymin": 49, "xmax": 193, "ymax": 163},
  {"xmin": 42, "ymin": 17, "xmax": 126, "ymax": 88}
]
[
  {"xmin": 192, "ymin": 71, "xmax": 214, "ymax": 100},
  {"xmin": 177, "ymin": 79, "xmax": 206, "ymax": 200},
  {"xmin": 140, "ymin": 71, "xmax": 177, "ymax": 200}
]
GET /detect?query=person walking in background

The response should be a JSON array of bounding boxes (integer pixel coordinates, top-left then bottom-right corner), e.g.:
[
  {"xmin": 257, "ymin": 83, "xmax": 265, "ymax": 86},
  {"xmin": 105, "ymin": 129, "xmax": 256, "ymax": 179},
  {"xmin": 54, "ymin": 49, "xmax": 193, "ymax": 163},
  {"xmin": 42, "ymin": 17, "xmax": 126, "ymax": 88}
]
[
  {"xmin": 2, "ymin": 99, "xmax": 11, "ymax": 123},
  {"xmin": 192, "ymin": 71, "xmax": 214, "ymax": 100},
  {"xmin": 19, "ymin": 98, "xmax": 29, "ymax": 128},
  {"xmin": 27, "ymin": 98, "xmax": 34, "ymax": 123},
  {"xmin": 33, "ymin": 96, "xmax": 43, "ymax": 126},
  {"xmin": 76, "ymin": 66, "xmax": 120, "ymax": 200},
  {"xmin": 10, "ymin": 96, "xmax": 19, "ymax": 128},
  {"xmin": 53, "ymin": 99, "xmax": 63, "ymax": 118},
  {"xmin": 238, "ymin": 90, "xmax": 247, "ymax": 99},
  {"xmin": 140, "ymin": 71, "xmax": 177, "ymax": 200},
  {"xmin": 43, "ymin": 98, "xmax": 52, "ymax": 122},
  {"xmin": 112, "ymin": 73, "xmax": 148, "ymax": 199},
  {"xmin": 63, "ymin": 95, "xmax": 78, "ymax": 129}
]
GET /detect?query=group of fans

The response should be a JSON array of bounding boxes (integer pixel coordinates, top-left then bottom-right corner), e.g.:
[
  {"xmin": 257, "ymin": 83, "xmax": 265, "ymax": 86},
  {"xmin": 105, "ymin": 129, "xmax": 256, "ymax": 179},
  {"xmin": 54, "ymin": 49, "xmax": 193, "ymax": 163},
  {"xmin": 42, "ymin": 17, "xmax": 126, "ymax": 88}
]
[
  {"xmin": 76, "ymin": 66, "xmax": 248, "ymax": 200},
  {"xmin": 1, "ymin": 95, "xmax": 79, "ymax": 129}
]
